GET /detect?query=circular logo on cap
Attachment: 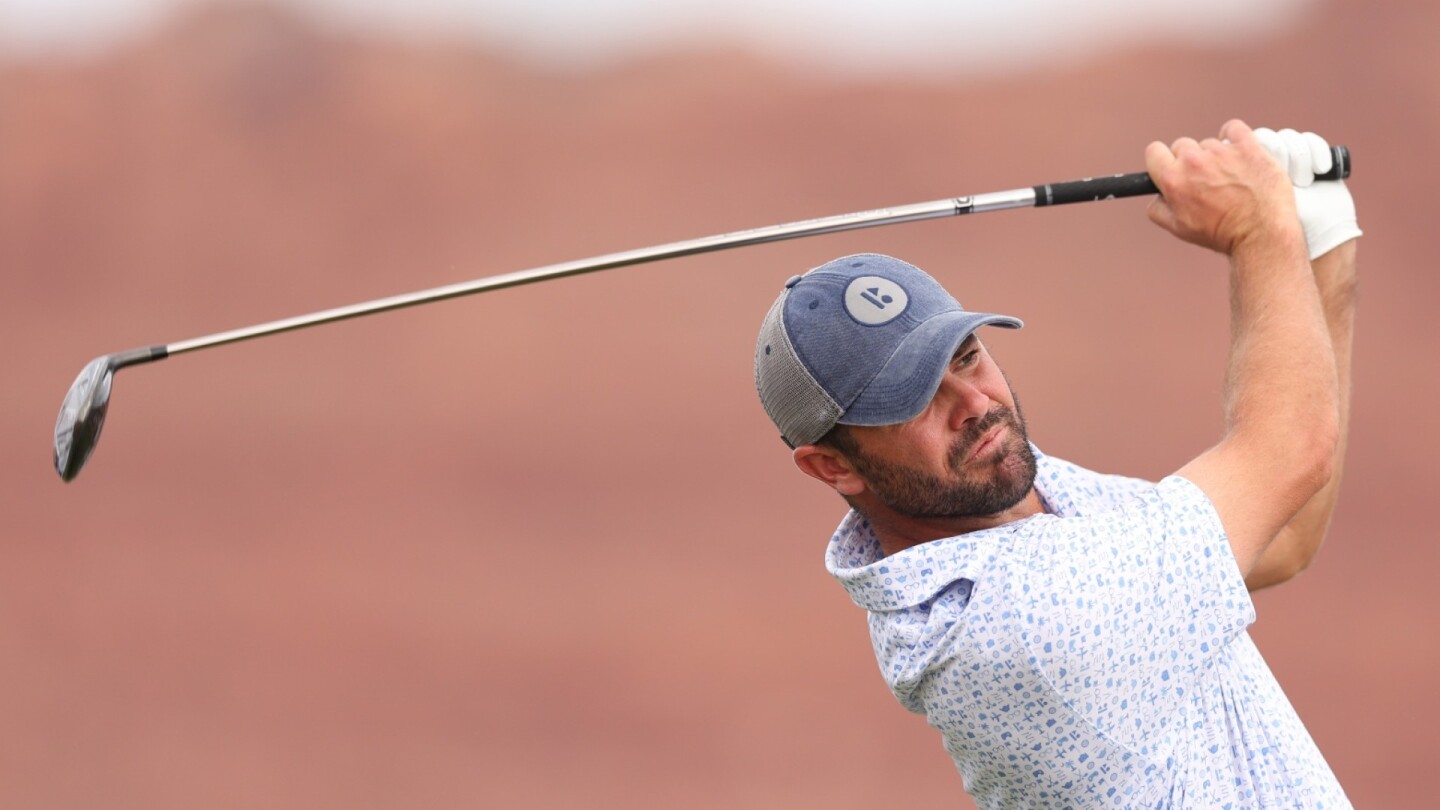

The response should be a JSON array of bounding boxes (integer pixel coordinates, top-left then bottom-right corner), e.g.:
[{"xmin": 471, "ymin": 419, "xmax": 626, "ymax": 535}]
[{"xmin": 844, "ymin": 276, "xmax": 909, "ymax": 326}]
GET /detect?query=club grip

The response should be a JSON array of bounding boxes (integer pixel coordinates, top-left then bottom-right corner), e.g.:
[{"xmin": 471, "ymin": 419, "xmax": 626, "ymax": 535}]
[{"xmin": 1033, "ymin": 144, "xmax": 1351, "ymax": 207}]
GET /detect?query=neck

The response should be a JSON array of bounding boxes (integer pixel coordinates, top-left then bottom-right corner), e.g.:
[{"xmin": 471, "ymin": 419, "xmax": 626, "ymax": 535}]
[{"xmin": 867, "ymin": 488, "xmax": 1047, "ymax": 557}]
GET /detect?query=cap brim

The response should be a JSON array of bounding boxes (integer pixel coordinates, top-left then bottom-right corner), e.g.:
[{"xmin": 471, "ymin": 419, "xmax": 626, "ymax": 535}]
[{"xmin": 838, "ymin": 310, "xmax": 1022, "ymax": 427}]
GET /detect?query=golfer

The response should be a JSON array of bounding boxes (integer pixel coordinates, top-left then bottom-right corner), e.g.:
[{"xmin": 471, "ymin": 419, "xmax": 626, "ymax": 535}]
[{"xmin": 754, "ymin": 120, "xmax": 1358, "ymax": 808}]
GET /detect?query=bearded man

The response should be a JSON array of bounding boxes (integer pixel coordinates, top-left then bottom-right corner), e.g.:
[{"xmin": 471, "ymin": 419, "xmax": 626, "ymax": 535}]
[{"xmin": 753, "ymin": 121, "xmax": 1359, "ymax": 808}]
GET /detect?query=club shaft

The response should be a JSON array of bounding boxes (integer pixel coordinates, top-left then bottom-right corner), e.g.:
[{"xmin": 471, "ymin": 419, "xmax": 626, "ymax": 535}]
[
  {"xmin": 162, "ymin": 145, "xmax": 1349, "ymax": 356},
  {"xmin": 166, "ymin": 196, "xmax": 979, "ymax": 355}
]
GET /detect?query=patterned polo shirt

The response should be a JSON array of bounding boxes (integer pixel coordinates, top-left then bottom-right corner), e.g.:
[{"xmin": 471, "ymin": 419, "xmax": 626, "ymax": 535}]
[{"xmin": 825, "ymin": 448, "xmax": 1350, "ymax": 809}]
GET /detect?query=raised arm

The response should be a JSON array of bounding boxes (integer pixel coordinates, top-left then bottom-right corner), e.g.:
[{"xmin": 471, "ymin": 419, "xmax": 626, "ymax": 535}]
[
  {"xmin": 1243, "ymin": 242, "xmax": 1356, "ymax": 589},
  {"xmin": 1147, "ymin": 120, "xmax": 1341, "ymax": 578},
  {"xmin": 1243, "ymin": 129, "xmax": 1362, "ymax": 589}
]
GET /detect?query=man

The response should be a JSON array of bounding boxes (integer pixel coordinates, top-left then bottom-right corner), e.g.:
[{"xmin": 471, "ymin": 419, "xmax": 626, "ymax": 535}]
[{"xmin": 754, "ymin": 120, "xmax": 1359, "ymax": 808}]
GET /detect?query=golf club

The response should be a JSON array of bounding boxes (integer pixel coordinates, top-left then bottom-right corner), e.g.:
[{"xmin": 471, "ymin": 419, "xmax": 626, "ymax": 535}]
[{"xmin": 53, "ymin": 147, "xmax": 1351, "ymax": 482}]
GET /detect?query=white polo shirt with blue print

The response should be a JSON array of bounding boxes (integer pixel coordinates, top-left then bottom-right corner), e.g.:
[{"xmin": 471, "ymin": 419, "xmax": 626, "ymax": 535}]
[{"xmin": 826, "ymin": 448, "xmax": 1350, "ymax": 809}]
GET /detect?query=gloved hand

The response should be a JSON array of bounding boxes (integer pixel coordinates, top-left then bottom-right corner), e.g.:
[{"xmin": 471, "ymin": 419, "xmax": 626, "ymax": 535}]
[{"xmin": 1253, "ymin": 127, "xmax": 1362, "ymax": 260}]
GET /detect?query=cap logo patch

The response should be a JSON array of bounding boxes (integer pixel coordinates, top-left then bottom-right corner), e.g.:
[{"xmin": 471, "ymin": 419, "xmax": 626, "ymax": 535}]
[{"xmin": 844, "ymin": 276, "xmax": 909, "ymax": 326}]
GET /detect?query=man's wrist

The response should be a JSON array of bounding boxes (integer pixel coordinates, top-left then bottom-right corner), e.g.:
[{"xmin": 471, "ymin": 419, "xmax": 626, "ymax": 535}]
[
  {"xmin": 1311, "ymin": 240, "xmax": 1359, "ymax": 310},
  {"xmin": 1306, "ymin": 222, "xmax": 1364, "ymax": 261},
  {"xmin": 1230, "ymin": 219, "xmax": 1309, "ymax": 268}
]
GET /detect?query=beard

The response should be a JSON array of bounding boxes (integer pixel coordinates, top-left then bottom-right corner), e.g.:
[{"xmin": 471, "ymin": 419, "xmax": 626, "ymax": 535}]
[{"xmin": 846, "ymin": 398, "xmax": 1038, "ymax": 520}]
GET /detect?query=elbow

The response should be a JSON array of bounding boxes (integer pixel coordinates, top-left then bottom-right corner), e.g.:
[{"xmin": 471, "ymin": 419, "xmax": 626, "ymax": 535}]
[
  {"xmin": 1281, "ymin": 436, "xmax": 1335, "ymax": 515},
  {"xmin": 1275, "ymin": 350, "xmax": 1343, "ymax": 499},
  {"xmin": 1245, "ymin": 540, "xmax": 1314, "ymax": 591},
  {"xmin": 1298, "ymin": 417, "xmax": 1340, "ymax": 496},
  {"xmin": 1255, "ymin": 414, "xmax": 1337, "ymax": 517}
]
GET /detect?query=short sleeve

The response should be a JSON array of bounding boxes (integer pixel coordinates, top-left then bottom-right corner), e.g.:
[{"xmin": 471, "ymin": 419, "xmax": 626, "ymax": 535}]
[{"xmin": 1012, "ymin": 474, "xmax": 1255, "ymax": 751}]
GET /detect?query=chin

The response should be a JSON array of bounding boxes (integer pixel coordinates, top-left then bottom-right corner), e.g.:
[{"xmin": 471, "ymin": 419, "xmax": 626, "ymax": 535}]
[{"xmin": 983, "ymin": 439, "xmax": 1038, "ymax": 506}]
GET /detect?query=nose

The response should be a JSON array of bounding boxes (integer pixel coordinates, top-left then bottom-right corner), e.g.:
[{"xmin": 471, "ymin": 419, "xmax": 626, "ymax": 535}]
[{"xmin": 935, "ymin": 371, "xmax": 991, "ymax": 432}]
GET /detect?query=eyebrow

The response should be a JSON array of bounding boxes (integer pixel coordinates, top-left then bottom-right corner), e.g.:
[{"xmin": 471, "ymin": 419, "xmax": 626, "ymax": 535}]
[{"xmin": 953, "ymin": 334, "xmax": 979, "ymax": 357}]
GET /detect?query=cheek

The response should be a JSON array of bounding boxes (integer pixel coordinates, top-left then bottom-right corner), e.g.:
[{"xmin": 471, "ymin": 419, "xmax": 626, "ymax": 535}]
[{"xmin": 871, "ymin": 431, "xmax": 951, "ymax": 471}]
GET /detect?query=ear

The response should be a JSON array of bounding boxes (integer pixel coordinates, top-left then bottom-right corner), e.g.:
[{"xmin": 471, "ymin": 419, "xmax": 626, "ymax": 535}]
[{"xmin": 792, "ymin": 444, "xmax": 867, "ymax": 497}]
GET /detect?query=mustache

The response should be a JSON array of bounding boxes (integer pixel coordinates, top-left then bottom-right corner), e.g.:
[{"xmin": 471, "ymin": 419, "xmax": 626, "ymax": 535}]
[{"xmin": 948, "ymin": 405, "xmax": 1017, "ymax": 469}]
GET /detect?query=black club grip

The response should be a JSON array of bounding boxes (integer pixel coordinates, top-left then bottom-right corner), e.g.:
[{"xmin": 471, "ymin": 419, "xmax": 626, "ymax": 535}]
[{"xmin": 1033, "ymin": 144, "xmax": 1351, "ymax": 207}]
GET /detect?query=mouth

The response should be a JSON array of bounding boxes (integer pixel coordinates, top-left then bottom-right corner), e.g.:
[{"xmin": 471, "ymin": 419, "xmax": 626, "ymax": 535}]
[{"xmin": 966, "ymin": 422, "xmax": 1007, "ymax": 463}]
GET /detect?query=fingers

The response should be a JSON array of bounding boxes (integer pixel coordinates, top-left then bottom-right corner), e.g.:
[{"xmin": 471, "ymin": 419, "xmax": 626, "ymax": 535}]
[
  {"xmin": 1150, "ymin": 136, "xmax": 1213, "ymax": 182},
  {"xmin": 1144, "ymin": 140, "xmax": 1180, "ymax": 235},
  {"xmin": 1146, "ymin": 195, "xmax": 1175, "ymax": 232},
  {"xmin": 1219, "ymin": 118, "xmax": 1255, "ymax": 146},
  {"xmin": 1144, "ymin": 135, "xmax": 1227, "ymax": 237},
  {"xmin": 1161, "ymin": 135, "xmax": 1237, "ymax": 171},
  {"xmin": 1278, "ymin": 129, "xmax": 1313, "ymax": 185},
  {"xmin": 1165, "ymin": 136, "xmax": 1202, "ymax": 178},
  {"xmin": 1252, "ymin": 126, "xmax": 1335, "ymax": 187},
  {"xmin": 1302, "ymin": 131, "xmax": 1333, "ymax": 176},
  {"xmin": 1145, "ymin": 139, "xmax": 1177, "ymax": 178},
  {"xmin": 1253, "ymin": 127, "xmax": 1284, "ymax": 169}
]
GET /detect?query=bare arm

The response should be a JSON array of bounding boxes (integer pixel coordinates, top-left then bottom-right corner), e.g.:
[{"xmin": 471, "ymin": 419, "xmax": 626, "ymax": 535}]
[
  {"xmin": 1245, "ymin": 240, "xmax": 1357, "ymax": 590},
  {"xmin": 1147, "ymin": 120, "xmax": 1340, "ymax": 578}
]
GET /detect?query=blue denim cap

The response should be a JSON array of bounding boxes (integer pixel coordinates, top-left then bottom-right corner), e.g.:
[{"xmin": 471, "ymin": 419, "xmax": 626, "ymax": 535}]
[{"xmin": 755, "ymin": 253, "xmax": 1022, "ymax": 447}]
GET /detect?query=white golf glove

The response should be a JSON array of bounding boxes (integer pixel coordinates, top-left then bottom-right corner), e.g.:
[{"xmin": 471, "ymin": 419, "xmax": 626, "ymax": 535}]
[{"xmin": 1253, "ymin": 127, "xmax": 1362, "ymax": 260}]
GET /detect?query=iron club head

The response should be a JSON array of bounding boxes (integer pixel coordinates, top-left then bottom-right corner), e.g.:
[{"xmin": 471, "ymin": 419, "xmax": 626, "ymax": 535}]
[
  {"xmin": 54, "ymin": 356, "xmax": 115, "ymax": 482},
  {"xmin": 53, "ymin": 346, "xmax": 168, "ymax": 482}
]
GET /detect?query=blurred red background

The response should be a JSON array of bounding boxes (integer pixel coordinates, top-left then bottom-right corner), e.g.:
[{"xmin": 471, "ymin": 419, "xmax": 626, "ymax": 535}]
[{"xmin": 3, "ymin": 1, "xmax": 1436, "ymax": 806}]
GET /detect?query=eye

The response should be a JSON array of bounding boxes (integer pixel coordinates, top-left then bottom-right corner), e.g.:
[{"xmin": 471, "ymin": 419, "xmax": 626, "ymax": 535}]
[{"xmin": 954, "ymin": 349, "xmax": 980, "ymax": 368}]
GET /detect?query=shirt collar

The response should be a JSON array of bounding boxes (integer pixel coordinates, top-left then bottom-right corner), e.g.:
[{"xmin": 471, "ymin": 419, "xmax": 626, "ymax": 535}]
[{"xmin": 825, "ymin": 444, "xmax": 1064, "ymax": 612}]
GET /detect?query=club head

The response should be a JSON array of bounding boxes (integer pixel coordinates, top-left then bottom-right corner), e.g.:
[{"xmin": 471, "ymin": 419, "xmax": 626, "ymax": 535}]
[
  {"xmin": 53, "ymin": 345, "xmax": 167, "ymax": 482},
  {"xmin": 54, "ymin": 355, "xmax": 116, "ymax": 482}
]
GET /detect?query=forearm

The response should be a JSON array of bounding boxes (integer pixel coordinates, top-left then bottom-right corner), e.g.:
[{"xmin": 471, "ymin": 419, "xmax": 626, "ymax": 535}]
[
  {"xmin": 1220, "ymin": 229, "xmax": 1340, "ymax": 502},
  {"xmin": 1177, "ymin": 225, "xmax": 1339, "ymax": 576},
  {"xmin": 1245, "ymin": 241, "xmax": 1357, "ymax": 590}
]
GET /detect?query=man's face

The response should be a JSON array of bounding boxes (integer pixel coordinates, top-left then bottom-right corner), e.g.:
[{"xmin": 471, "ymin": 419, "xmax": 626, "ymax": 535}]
[{"xmin": 838, "ymin": 336, "xmax": 1037, "ymax": 520}]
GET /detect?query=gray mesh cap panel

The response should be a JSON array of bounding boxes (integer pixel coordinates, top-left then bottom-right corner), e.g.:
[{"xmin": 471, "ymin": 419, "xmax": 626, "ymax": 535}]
[{"xmin": 755, "ymin": 293, "xmax": 842, "ymax": 447}]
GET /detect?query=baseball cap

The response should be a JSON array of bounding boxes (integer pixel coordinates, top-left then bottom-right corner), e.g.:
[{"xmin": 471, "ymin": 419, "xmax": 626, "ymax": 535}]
[{"xmin": 754, "ymin": 253, "xmax": 1022, "ymax": 447}]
